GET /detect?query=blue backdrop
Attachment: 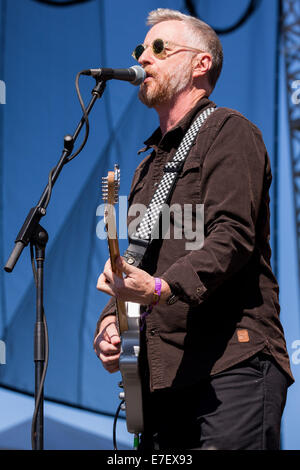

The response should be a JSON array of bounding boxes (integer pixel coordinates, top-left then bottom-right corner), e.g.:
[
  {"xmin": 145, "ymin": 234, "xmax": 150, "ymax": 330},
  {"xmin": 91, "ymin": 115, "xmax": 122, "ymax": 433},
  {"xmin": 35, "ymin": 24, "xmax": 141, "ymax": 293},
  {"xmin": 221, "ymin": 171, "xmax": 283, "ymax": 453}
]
[{"xmin": 0, "ymin": 0, "xmax": 298, "ymax": 450}]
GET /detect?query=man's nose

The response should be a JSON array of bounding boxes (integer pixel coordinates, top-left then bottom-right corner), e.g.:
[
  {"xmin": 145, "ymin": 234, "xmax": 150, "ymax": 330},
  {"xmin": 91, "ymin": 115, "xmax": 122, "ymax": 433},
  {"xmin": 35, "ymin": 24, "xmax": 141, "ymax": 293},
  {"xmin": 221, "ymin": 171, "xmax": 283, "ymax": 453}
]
[{"xmin": 138, "ymin": 45, "xmax": 152, "ymax": 65}]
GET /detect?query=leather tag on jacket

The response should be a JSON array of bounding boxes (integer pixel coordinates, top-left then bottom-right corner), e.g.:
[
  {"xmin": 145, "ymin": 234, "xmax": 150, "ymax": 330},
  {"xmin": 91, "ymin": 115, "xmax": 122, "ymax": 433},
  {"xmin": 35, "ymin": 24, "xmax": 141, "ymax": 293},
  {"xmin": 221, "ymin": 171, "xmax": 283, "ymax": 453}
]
[{"xmin": 237, "ymin": 329, "xmax": 250, "ymax": 343}]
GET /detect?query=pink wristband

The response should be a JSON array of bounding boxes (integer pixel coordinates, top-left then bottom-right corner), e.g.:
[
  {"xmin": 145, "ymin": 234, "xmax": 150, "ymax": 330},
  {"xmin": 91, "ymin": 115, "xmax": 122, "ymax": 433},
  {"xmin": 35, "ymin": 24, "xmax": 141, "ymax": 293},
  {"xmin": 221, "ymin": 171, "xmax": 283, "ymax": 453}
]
[{"xmin": 152, "ymin": 277, "xmax": 162, "ymax": 305}]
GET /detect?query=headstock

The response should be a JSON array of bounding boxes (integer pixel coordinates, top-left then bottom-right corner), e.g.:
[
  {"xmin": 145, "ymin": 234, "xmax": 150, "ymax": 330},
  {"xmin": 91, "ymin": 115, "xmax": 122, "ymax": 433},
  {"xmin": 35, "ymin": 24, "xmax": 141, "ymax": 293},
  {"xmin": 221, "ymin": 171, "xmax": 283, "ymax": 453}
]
[
  {"xmin": 102, "ymin": 164, "xmax": 120, "ymax": 240},
  {"xmin": 102, "ymin": 164, "xmax": 120, "ymax": 206}
]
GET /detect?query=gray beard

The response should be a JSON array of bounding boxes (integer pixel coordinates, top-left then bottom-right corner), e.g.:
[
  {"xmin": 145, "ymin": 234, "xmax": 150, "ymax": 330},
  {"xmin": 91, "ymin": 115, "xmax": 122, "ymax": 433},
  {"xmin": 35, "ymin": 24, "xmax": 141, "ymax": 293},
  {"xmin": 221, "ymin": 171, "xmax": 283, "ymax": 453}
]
[{"xmin": 138, "ymin": 59, "xmax": 193, "ymax": 108}]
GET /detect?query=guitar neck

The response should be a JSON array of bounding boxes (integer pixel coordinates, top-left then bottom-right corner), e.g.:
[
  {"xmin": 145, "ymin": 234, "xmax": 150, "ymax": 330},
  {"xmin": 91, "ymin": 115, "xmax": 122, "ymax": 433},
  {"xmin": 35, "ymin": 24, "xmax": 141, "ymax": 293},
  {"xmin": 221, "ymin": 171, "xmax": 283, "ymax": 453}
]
[
  {"xmin": 107, "ymin": 236, "xmax": 128, "ymax": 334},
  {"xmin": 103, "ymin": 167, "xmax": 128, "ymax": 334}
]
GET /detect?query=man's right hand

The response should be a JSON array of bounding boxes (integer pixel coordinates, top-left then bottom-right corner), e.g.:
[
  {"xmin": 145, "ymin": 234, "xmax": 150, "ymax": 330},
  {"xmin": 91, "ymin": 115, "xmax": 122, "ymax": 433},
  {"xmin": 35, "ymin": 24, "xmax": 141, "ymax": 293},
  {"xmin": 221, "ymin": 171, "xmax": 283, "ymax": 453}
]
[{"xmin": 93, "ymin": 315, "xmax": 121, "ymax": 373}]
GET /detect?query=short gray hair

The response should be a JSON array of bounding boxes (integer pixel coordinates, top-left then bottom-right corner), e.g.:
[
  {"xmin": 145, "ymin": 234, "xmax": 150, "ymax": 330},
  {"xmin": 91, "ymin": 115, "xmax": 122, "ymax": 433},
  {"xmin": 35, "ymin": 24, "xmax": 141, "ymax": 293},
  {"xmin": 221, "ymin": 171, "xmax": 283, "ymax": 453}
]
[{"xmin": 147, "ymin": 8, "xmax": 223, "ymax": 91}]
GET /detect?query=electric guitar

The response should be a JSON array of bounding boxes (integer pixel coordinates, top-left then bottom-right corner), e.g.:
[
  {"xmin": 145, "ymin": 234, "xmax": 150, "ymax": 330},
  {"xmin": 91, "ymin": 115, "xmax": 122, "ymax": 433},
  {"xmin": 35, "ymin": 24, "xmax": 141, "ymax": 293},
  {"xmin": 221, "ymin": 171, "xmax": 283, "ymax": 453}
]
[{"xmin": 102, "ymin": 164, "xmax": 144, "ymax": 435}]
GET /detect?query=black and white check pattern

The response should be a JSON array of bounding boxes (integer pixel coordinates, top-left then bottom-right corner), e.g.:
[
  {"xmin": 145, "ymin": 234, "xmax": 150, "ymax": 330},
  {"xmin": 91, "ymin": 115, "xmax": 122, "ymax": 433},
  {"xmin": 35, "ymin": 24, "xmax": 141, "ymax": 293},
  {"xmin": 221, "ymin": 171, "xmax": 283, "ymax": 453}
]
[{"xmin": 133, "ymin": 107, "xmax": 215, "ymax": 241}]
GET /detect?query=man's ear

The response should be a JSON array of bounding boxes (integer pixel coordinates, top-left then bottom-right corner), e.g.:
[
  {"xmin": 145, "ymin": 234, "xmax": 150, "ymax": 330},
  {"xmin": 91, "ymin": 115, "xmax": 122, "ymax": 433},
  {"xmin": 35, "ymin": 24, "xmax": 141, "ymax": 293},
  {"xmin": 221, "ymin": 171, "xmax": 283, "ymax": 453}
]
[{"xmin": 192, "ymin": 52, "xmax": 212, "ymax": 79}]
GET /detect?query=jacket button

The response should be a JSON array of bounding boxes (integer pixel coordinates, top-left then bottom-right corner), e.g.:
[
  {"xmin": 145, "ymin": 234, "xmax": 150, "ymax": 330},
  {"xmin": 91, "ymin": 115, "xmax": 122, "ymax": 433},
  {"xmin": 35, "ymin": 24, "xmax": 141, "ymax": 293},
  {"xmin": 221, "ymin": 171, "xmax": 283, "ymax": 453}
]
[
  {"xmin": 196, "ymin": 287, "xmax": 202, "ymax": 293},
  {"xmin": 150, "ymin": 328, "xmax": 156, "ymax": 336}
]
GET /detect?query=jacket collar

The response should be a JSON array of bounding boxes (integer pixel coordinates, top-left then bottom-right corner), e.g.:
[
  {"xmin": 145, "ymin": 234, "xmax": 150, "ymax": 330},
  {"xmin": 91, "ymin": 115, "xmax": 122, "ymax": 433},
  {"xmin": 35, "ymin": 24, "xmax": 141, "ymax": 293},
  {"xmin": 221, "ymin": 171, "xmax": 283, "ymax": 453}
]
[{"xmin": 138, "ymin": 97, "xmax": 216, "ymax": 155}]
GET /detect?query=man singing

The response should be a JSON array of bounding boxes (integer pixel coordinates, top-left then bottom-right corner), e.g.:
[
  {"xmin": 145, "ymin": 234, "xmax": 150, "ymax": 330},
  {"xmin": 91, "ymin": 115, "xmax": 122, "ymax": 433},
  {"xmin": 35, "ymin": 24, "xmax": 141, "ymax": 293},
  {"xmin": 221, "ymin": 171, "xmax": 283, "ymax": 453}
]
[{"xmin": 94, "ymin": 8, "xmax": 293, "ymax": 450}]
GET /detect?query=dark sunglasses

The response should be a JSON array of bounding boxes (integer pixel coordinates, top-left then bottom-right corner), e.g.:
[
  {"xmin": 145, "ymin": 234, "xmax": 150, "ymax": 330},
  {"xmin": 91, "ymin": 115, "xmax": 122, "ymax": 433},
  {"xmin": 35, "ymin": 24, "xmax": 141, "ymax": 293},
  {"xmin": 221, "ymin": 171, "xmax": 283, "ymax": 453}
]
[{"xmin": 132, "ymin": 38, "xmax": 205, "ymax": 61}]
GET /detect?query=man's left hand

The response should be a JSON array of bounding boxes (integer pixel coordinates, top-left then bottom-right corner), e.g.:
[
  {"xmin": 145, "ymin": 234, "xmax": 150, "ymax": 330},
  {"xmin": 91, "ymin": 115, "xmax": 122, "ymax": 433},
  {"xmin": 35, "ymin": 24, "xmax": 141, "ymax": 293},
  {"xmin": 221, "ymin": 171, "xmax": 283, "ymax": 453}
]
[{"xmin": 97, "ymin": 256, "xmax": 171, "ymax": 304}]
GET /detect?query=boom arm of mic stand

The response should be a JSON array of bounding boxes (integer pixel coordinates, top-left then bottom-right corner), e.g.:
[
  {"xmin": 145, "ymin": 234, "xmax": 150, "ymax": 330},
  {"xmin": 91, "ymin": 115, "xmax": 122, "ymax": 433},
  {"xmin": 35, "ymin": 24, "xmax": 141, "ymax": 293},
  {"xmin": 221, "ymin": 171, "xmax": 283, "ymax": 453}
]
[{"xmin": 4, "ymin": 78, "xmax": 106, "ymax": 273}]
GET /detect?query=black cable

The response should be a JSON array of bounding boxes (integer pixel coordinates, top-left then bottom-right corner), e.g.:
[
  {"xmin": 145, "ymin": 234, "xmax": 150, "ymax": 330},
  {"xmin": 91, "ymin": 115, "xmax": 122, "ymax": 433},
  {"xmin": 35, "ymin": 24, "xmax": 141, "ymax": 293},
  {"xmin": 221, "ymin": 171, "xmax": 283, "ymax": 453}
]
[
  {"xmin": 65, "ymin": 71, "xmax": 90, "ymax": 163},
  {"xmin": 40, "ymin": 71, "xmax": 90, "ymax": 212},
  {"xmin": 184, "ymin": 0, "xmax": 262, "ymax": 34},
  {"xmin": 42, "ymin": 166, "xmax": 55, "ymax": 210},
  {"xmin": 31, "ymin": 310, "xmax": 49, "ymax": 450},
  {"xmin": 113, "ymin": 399, "xmax": 125, "ymax": 451},
  {"xmin": 30, "ymin": 242, "xmax": 49, "ymax": 451}
]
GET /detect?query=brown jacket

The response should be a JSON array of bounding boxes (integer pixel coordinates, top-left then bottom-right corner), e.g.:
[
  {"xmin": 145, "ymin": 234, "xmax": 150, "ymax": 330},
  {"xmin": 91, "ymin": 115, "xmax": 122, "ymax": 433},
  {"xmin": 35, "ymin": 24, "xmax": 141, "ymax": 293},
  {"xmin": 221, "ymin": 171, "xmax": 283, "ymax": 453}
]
[{"xmin": 96, "ymin": 97, "xmax": 294, "ymax": 391}]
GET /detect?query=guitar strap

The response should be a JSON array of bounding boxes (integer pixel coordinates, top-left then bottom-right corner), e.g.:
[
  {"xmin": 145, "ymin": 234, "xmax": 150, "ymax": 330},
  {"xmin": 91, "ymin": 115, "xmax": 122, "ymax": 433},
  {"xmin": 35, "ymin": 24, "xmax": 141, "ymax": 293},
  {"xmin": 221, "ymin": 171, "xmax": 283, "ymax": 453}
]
[{"xmin": 123, "ymin": 106, "xmax": 216, "ymax": 268}]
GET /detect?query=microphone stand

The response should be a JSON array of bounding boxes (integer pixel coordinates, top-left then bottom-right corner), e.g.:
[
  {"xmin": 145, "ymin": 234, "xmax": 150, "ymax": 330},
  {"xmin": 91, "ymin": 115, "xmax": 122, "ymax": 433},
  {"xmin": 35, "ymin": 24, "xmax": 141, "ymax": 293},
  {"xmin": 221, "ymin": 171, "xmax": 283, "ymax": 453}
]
[{"xmin": 4, "ymin": 77, "xmax": 107, "ymax": 450}]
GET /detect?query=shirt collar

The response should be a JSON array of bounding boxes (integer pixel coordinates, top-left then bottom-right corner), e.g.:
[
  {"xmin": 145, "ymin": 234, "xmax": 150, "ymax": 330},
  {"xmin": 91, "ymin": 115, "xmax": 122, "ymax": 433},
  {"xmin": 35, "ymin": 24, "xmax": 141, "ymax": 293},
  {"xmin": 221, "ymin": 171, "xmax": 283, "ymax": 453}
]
[{"xmin": 138, "ymin": 97, "xmax": 216, "ymax": 154}]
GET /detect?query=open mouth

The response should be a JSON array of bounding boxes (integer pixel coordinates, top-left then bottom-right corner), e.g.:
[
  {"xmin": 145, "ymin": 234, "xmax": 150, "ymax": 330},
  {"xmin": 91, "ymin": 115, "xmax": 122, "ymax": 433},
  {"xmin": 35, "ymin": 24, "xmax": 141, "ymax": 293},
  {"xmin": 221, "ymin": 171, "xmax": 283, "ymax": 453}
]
[
  {"xmin": 144, "ymin": 72, "xmax": 154, "ymax": 83},
  {"xmin": 144, "ymin": 68, "xmax": 155, "ymax": 78}
]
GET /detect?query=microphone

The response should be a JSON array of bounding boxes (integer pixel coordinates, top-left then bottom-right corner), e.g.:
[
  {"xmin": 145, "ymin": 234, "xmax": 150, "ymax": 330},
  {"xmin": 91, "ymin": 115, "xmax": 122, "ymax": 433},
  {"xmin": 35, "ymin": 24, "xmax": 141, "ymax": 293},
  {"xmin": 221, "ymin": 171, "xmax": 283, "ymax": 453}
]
[{"xmin": 81, "ymin": 65, "xmax": 146, "ymax": 86}]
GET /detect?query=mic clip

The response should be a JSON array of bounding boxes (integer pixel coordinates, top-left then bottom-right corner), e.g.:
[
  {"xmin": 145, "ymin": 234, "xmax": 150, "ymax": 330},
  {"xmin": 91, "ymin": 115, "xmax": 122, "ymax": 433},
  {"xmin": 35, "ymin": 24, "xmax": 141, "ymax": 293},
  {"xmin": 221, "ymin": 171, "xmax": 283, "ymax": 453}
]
[{"xmin": 81, "ymin": 68, "xmax": 113, "ymax": 79}]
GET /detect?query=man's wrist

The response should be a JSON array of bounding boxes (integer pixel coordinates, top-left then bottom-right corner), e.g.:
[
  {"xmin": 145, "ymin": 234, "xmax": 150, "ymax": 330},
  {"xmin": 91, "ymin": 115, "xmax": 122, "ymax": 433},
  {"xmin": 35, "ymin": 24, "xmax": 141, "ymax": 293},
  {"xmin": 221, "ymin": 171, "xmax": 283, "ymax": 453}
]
[
  {"xmin": 149, "ymin": 278, "xmax": 178, "ymax": 305},
  {"xmin": 152, "ymin": 277, "xmax": 162, "ymax": 305},
  {"xmin": 159, "ymin": 279, "xmax": 172, "ymax": 303}
]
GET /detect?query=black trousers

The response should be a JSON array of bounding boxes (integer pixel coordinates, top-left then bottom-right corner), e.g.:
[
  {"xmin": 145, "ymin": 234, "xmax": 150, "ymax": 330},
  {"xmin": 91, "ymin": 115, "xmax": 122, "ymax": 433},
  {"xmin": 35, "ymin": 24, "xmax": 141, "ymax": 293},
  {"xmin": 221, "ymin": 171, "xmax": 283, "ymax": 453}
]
[{"xmin": 139, "ymin": 352, "xmax": 288, "ymax": 450}]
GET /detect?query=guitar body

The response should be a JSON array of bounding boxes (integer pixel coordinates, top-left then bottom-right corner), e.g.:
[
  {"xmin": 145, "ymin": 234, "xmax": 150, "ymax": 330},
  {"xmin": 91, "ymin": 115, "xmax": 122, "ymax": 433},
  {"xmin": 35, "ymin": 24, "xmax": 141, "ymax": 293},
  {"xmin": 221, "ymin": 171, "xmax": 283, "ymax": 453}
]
[
  {"xmin": 102, "ymin": 165, "xmax": 144, "ymax": 435},
  {"xmin": 119, "ymin": 301, "xmax": 144, "ymax": 433}
]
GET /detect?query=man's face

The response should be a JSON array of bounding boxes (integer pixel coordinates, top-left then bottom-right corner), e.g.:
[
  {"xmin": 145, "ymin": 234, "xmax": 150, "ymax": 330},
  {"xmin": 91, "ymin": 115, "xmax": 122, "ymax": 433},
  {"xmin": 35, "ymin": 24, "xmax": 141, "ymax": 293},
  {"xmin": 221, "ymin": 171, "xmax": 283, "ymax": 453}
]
[{"xmin": 137, "ymin": 21, "xmax": 195, "ymax": 109}]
